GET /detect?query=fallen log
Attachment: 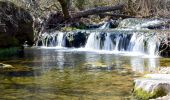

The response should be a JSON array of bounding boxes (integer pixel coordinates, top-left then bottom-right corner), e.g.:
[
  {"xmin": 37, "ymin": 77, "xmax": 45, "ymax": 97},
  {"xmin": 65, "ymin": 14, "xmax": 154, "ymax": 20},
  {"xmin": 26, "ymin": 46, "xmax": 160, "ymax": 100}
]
[
  {"xmin": 98, "ymin": 13, "xmax": 136, "ymax": 19},
  {"xmin": 71, "ymin": 4, "xmax": 124, "ymax": 18}
]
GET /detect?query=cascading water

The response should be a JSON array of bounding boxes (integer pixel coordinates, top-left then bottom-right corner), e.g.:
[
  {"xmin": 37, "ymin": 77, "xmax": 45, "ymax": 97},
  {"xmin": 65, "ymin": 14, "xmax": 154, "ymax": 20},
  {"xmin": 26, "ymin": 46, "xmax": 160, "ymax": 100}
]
[
  {"xmin": 37, "ymin": 31, "xmax": 65, "ymax": 47},
  {"xmin": 36, "ymin": 20, "xmax": 164, "ymax": 56},
  {"xmin": 103, "ymin": 33, "xmax": 114, "ymax": 50},
  {"xmin": 128, "ymin": 33, "xmax": 145, "ymax": 53},
  {"xmin": 84, "ymin": 30, "xmax": 160, "ymax": 55},
  {"xmin": 85, "ymin": 32, "xmax": 101, "ymax": 49},
  {"xmin": 56, "ymin": 32, "xmax": 65, "ymax": 47},
  {"xmin": 147, "ymin": 35, "xmax": 160, "ymax": 56}
]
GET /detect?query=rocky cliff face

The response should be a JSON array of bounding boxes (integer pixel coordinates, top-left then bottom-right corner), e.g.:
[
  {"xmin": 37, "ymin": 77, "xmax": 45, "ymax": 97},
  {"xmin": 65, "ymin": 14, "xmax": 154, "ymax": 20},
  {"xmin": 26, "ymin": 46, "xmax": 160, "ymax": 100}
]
[{"xmin": 0, "ymin": 1, "xmax": 34, "ymax": 48}]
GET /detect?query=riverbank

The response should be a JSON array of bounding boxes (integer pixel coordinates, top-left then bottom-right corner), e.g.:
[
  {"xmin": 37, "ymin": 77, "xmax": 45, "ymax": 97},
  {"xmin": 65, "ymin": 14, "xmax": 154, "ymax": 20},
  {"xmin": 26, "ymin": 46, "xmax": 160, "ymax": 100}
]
[{"xmin": 133, "ymin": 67, "xmax": 170, "ymax": 100}]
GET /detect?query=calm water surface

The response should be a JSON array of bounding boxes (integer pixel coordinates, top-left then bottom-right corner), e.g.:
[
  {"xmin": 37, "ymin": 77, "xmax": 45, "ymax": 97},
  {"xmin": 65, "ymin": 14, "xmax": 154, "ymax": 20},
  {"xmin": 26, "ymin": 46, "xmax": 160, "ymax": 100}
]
[{"xmin": 0, "ymin": 48, "xmax": 169, "ymax": 100}]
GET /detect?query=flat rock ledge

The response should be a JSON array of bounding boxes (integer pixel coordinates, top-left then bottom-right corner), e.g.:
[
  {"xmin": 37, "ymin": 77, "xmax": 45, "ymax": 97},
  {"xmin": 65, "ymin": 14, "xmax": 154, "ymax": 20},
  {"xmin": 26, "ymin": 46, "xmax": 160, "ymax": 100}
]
[{"xmin": 134, "ymin": 74, "xmax": 170, "ymax": 100}]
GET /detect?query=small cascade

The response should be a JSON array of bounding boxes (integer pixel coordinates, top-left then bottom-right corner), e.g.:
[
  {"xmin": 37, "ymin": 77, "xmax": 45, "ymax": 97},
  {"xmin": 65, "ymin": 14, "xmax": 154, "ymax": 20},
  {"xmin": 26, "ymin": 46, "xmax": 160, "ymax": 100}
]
[
  {"xmin": 103, "ymin": 33, "xmax": 114, "ymax": 50},
  {"xmin": 35, "ymin": 19, "xmax": 166, "ymax": 56},
  {"xmin": 114, "ymin": 35, "xmax": 121, "ymax": 51},
  {"xmin": 147, "ymin": 35, "xmax": 160, "ymax": 56},
  {"xmin": 128, "ymin": 33, "xmax": 145, "ymax": 53},
  {"xmin": 84, "ymin": 31, "xmax": 160, "ymax": 55},
  {"xmin": 37, "ymin": 31, "xmax": 65, "ymax": 47},
  {"xmin": 56, "ymin": 32, "xmax": 65, "ymax": 47},
  {"xmin": 85, "ymin": 32, "xmax": 101, "ymax": 49},
  {"xmin": 99, "ymin": 22, "xmax": 110, "ymax": 29}
]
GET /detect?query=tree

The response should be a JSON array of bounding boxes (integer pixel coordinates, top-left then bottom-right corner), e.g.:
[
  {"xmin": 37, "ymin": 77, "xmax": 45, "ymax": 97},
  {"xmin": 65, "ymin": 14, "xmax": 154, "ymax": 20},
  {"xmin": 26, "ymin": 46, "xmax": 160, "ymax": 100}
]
[
  {"xmin": 57, "ymin": 0, "xmax": 71, "ymax": 19},
  {"xmin": 57, "ymin": 0, "xmax": 124, "ymax": 19}
]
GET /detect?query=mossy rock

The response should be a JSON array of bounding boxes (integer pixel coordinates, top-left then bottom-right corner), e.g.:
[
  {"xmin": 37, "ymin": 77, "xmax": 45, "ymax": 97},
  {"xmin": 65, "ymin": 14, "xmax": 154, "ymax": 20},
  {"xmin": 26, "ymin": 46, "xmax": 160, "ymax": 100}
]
[
  {"xmin": 0, "ymin": 64, "xmax": 36, "ymax": 77},
  {"xmin": 133, "ymin": 87, "xmax": 167, "ymax": 100}
]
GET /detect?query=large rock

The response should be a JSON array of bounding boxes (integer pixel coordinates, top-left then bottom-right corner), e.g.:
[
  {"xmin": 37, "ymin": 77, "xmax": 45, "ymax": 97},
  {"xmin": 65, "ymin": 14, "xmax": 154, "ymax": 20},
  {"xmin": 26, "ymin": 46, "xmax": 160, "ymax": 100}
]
[
  {"xmin": 0, "ymin": 1, "xmax": 34, "ymax": 48},
  {"xmin": 65, "ymin": 31, "xmax": 88, "ymax": 47},
  {"xmin": 134, "ymin": 74, "xmax": 170, "ymax": 100}
]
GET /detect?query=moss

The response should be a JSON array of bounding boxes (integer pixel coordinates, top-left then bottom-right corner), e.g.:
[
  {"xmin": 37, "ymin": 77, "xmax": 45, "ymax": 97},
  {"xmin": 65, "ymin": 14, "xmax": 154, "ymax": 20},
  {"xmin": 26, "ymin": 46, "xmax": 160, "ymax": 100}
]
[
  {"xmin": 61, "ymin": 26, "xmax": 78, "ymax": 31},
  {"xmin": 134, "ymin": 87, "xmax": 167, "ymax": 100}
]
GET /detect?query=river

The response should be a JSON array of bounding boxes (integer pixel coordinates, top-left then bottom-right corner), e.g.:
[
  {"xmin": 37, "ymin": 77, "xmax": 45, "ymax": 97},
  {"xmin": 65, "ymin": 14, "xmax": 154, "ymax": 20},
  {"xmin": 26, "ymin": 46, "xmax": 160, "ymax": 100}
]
[{"xmin": 0, "ymin": 47, "xmax": 169, "ymax": 100}]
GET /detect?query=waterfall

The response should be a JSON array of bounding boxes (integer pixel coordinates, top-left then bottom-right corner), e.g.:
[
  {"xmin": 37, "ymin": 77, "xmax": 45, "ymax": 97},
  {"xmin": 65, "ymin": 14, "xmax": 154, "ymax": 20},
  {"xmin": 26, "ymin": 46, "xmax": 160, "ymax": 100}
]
[
  {"xmin": 85, "ymin": 32, "xmax": 101, "ymax": 50},
  {"xmin": 84, "ymin": 31, "xmax": 160, "ymax": 56},
  {"xmin": 128, "ymin": 33, "xmax": 145, "ymax": 53},
  {"xmin": 103, "ymin": 33, "xmax": 114, "ymax": 50},
  {"xmin": 99, "ymin": 22, "xmax": 110, "ymax": 29},
  {"xmin": 56, "ymin": 32, "xmax": 65, "ymax": 47},
  {"xmin": 36, "ymin": 20, "xmax": 163, "ymax": 56},
  {"xmin": 114, "ymin": 35, "xmax": 120, "ymax": 51},
  {"xmin": 85, "ymin": 22, "xmax": 114, "ymax": 50},
  {"xmin": 37, "ymin": 31, "xmax": 65, "ymax": 47},
  {"xmin": 147, "ymin": 35, "xmax": 160, "ymax": 56}
]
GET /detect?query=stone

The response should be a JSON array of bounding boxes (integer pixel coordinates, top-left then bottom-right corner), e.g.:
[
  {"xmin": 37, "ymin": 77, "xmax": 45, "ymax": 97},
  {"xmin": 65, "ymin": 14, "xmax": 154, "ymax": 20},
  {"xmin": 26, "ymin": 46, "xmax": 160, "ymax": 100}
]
[
  {"xmin": 0, "ymin": 63, "xmax": 14, "ymax": 69},
  {"xmin": 134, "ymin": 74, "xmax": 170, "ymax": 100},
  {"xmin": 65, "ymin": 31, "xmax": 87, "ymax": 47}
]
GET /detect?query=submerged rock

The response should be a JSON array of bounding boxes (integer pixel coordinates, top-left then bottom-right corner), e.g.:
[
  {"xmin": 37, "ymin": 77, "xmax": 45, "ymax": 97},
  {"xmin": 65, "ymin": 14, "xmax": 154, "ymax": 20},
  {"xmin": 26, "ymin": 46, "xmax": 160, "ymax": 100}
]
[
  {"xmin": 0, "ymin": 63, "xmax": 14, "ymax": 69},
  {"xmin": 0, "ymin": 1, "xmax": 34, "ymax": 48},
  {"xmin": 84, "ymin": 62, "xmax": 109, "ymax": 70},
  {"xmin": 0, "ymin": 63, "xmax": 37, "ymax": 77},
  {"xmin": 134, "ymin": 74, "xmax": 170, "ymax": 100}
]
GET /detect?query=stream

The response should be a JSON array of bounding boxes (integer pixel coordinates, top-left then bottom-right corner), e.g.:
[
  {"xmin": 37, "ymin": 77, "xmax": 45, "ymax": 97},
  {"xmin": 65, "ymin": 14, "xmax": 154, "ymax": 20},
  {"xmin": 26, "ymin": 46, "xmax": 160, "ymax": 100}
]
[{"xmin": 0, "ymin": 48, "xmax": 169, "ymax": 100}]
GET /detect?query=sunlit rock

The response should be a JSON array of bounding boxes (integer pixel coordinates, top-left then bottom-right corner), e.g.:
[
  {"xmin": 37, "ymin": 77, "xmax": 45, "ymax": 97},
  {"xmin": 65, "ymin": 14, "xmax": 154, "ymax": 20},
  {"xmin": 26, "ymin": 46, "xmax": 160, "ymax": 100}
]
[
  {"xmin": 134, "ymin": 74, "xmax": 170, "ymax": 100},
  {"xmin": 0, "ymin": 63, "xmax": 14, "ymax": 69}
]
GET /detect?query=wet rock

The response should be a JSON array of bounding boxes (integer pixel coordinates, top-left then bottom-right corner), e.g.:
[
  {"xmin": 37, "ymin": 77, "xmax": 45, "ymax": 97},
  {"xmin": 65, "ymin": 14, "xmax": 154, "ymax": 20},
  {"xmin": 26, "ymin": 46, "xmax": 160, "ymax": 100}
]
[
  {"xmin": 0, "ymin": 63, "xmax": 38, "ymax": 77},
  {"xmin": 134, "ymin": 74, "xmax": 170, "ymax": 100},
  {"xmin": 0, "ymin": 1, "xmax": 34, "ymax": 47},
  {"xmin": 65, "ymin": 31, "xmax": 88, "ymax": 47},
  {"xmin": 159, "ymin": 40, "xmax": 170, "ymax": 57},
  {"xmin": 0, "ymin": 63, "xmax": 14, "ymax": 69}
]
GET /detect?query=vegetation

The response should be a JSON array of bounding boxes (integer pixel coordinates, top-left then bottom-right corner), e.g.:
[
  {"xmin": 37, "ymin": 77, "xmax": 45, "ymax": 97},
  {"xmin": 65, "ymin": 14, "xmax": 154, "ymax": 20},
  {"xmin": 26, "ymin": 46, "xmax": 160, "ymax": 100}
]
[
  {"xmin": 134, "ymin": 87, "xmax": 167, "ymax": 100},
  {"xmin": 1, "ymin": 0, "xmax": 169, "ymax": 19}
]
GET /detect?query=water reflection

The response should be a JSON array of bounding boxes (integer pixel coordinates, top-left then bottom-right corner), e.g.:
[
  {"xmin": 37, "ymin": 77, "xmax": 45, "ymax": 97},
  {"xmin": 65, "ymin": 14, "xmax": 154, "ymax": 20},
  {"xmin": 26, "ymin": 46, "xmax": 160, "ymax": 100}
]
[
  {"xmin": 130, "ymin": 57, "xmax": 159, "ymax": 73},
  {"xmin": 0, "ymin": 48, "xmax": 164, "ymax": 100},
  {"xmin": 131, "ymin": 58, "xmax": 145, "ymax": 73},
  {"xmin": 147, "ymin": 58, "xmax": 159, "ymax": 72}
]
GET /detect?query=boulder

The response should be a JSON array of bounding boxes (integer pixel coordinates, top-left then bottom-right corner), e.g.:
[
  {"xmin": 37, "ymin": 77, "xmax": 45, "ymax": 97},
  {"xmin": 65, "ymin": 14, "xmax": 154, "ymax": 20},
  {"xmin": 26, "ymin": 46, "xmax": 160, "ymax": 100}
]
[
  {"xmin": 134, "ymin": 74, "xmax": 170, "ymax": 100},
  {"xmin": 65, "ymin": 31, "xmax": 88, "ymax": 47},
  {"xmin": 0, "ymin": 1, "xmax": 34, "ymax": 48}
]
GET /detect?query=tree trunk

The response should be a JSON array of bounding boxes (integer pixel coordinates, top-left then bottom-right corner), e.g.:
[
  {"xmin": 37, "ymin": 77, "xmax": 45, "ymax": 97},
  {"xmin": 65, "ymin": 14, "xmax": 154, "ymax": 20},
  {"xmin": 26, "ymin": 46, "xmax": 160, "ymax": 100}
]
[
  {"xmin": 99, "ymin": 13, "xmax": 136, "ymax": 19},
  {"xmin": 71, "ymin": 4, "xmax": 124, "ymax": 18},
  {"xmin": 57, "ymin": 0, "xmax": 71, "ymax": 19}
]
